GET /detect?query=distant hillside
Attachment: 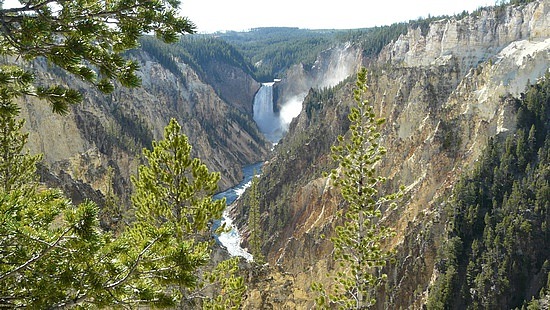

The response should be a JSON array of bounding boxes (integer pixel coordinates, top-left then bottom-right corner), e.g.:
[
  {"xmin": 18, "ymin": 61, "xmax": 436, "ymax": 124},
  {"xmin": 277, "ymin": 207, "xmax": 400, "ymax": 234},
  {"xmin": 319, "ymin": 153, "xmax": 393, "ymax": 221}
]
[
  {"xmin": 139, "ymin": 36, "xmax": 261, "ymax": 113},
  {"xmin": 214, "ymin": 27, "xmax": 339, "ymax": 81},
  {"xmin": 211, "ymin": 19, "xmax": 460, "ymax": 81}
]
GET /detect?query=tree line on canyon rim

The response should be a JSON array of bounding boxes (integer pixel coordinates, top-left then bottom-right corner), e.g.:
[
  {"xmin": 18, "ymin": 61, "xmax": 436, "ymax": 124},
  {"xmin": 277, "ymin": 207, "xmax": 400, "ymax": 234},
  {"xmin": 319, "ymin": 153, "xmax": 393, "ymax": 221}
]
[{"xmin": 1, "ymin": 0, "xmax": 549, "ymax": 309}]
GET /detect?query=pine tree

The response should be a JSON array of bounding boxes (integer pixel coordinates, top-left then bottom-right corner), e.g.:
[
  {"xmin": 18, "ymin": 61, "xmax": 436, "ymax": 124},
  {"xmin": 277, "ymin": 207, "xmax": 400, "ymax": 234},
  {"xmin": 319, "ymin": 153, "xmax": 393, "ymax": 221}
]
[
  {"xmin": 0, "ymin": 114, "xmax": 246, "ymax": 308},
  {"xmin": 0, "ymin": 100, "xmax": 106, "ymax": 307},
  {"xmin": 313, "ymin": 68, "xmax": 401, "ymax": 309},
  {"xmin": 128, "ymin": 118, "xmax": 245, "ymax": 308},
  {"xmin": 0, "ymin": 0, "xmax": 195, "ymax": 113},
  {"xmin": 0, "ymin": 85, "xmax": 42, "ymax": 192},
  {"xmin": 0, "ymin": 1, "xmax": 248, "ymax": 307},
  {"xmin": 247, "ymin": 174, "xmax": 265, "ymax": 263}
]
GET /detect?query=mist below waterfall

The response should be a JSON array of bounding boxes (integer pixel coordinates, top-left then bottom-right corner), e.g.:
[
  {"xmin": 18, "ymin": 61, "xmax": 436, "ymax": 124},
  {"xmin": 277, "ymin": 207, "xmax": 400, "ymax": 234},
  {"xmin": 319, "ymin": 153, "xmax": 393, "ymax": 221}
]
[
  {"xmin": 279, "ymin": 94, "xmax": 306, "ymax": 128},
  {"xmin": 253, "ymin": 82, "xmax": 303, "ymax": 143}
]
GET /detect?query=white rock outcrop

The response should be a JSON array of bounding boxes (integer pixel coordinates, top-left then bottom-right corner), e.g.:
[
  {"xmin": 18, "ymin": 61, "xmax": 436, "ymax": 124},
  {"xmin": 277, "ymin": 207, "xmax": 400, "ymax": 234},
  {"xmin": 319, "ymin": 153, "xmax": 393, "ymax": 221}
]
[{"xmin": 380, "ymin": 0, "xmax": 550, "ymax": 72}]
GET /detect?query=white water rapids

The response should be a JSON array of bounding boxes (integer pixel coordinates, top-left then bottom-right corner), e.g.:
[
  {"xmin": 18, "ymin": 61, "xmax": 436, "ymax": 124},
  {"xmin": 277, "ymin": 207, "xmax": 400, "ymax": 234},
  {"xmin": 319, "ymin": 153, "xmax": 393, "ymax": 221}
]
[{"xmin": 214, "ymin": 162, "xmax": 262, "ymax": 262}]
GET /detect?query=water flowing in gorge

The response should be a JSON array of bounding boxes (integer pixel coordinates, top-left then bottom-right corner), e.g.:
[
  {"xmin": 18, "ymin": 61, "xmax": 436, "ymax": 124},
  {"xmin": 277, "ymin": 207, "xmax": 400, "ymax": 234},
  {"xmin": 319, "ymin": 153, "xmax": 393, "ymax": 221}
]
[
  {"xmin": 215, "ymin": 81, "xmax": 304, "ymax": 261},
  {"xmin": 214, "ymin": 162, "xmax": 263, "ymax": 262}
]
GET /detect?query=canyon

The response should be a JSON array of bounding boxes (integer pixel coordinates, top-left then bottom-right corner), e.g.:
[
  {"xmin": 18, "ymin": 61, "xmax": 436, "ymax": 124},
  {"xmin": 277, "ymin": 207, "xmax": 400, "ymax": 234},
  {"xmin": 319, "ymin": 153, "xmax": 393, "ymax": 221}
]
[
  {"xmin": 11, "ymin": 0, "xmax": 550, "ymax": 308},
  {"xmin": 18, "ymin": 48, "xmax": 271, "ymax": 206}
]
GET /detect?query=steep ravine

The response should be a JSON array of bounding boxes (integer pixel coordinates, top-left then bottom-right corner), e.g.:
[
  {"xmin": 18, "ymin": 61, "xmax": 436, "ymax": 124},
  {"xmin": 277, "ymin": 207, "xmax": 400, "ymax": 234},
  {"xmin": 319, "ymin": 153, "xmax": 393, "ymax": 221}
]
[
  {"xmin": 239, "ymin": 1, "xmax": 550, "ymax": 308},
  {"xmin": 19, "ymin": 47, "xmax": 271, "ymax": 203},
  {"xmin": 11, "ymin": 1, "xmax": 549, "ymax": 307}
]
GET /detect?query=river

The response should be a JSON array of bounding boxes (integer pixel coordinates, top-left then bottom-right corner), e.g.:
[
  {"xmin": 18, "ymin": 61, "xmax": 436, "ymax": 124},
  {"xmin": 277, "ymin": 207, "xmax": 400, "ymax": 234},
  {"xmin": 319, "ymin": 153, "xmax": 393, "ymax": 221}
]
[
  {"xmin": 214, "ymin": 162, "xmax": 263, "ymax": 262},
  {"xmin": 213, "ymin": 79, "xmax": 301, "ymax": 261}
]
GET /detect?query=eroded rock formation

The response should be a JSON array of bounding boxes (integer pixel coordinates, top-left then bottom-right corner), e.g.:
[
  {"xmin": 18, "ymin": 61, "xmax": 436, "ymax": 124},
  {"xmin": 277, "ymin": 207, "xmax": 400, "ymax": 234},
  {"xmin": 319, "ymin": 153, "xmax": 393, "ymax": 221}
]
[{"xmin": 241, "ymin": 1, "xmax": 550, "ymax": 308}]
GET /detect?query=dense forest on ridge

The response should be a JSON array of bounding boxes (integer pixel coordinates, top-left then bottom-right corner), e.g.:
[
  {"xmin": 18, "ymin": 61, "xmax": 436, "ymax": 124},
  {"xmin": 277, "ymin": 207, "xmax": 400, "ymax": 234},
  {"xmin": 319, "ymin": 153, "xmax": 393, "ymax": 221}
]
[{"xmin": 428, "ymin": 73, "xmax": 550, "ymax": 309}]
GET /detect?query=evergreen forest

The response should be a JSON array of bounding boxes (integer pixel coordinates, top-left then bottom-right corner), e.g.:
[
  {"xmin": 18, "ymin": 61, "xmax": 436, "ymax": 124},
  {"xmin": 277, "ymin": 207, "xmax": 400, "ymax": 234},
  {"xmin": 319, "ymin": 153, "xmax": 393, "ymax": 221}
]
[{"xmin": 428, "ymin": 73, "xmax": 550, "ymax": 309}]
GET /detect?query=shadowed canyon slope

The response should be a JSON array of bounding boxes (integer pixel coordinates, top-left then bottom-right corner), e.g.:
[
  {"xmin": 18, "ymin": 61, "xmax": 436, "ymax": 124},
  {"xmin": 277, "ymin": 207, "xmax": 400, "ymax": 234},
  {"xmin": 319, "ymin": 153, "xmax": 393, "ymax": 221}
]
[{"xmin": 18, "ymin": 47, "xmax": 271, "ymax": 201}]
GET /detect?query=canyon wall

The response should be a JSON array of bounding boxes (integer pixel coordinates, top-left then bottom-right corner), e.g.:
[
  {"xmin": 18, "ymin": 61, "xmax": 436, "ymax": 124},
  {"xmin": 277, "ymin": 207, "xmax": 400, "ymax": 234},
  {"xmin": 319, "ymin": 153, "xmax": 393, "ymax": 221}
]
[
  {"xmin": 19, "ymin": 47, "xmax": 270, "ymax": 203},
  {"xmin": 274, "ymin": 43, "xmax": 363, "ymax": 110},
  {"xmin": 241, "ymin": 1, "xmax": 550, "ymax": 308}
]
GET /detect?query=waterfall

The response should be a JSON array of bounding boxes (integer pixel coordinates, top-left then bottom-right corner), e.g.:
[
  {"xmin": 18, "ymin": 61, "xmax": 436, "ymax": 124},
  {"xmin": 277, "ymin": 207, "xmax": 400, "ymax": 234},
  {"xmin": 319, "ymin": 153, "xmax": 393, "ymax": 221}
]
[{"xmin": 253, "ymin": 82, "xmax": 282, "ymax": 143}]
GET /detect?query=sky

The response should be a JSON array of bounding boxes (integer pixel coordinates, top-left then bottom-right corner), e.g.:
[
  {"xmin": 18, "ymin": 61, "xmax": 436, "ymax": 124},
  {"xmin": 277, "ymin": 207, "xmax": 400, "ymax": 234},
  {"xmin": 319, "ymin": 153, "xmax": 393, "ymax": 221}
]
[{"xmin": 180, "ymin": 0, "xmax": 498, "ymax": 33}]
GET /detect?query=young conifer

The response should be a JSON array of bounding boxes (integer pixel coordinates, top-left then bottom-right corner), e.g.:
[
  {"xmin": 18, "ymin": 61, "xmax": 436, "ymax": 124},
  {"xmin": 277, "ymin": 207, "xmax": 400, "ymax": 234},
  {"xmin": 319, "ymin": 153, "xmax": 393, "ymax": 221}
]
[
  {"xmin": 129, "ymin": 118, "xmax": 245, "ymax": 308},
  {"xmin": 312, "ymin": 68, "xmax": 401, "ymax": 309},
  {"xmin": 247, "ymin": 174, "xmax": 265, "ymax": 263}
]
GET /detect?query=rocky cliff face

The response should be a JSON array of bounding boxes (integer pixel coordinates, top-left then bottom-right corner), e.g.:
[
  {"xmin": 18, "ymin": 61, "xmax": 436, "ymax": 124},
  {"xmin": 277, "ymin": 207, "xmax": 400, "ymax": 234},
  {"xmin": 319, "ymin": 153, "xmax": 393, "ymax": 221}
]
[
  {"xmin": 241, "ymin": 1, "xmax": 550, "ymax": 308},
  {"xmin": 202, "ymin": 60, "xmax": 261, "ymax": 114},
  {"xmin": 19, "ymin": 47, "xmax": 270, "ymax": 202},
  {"xmin": 379, "ymin": 1, "xmax": 550, "ymax": 74}
]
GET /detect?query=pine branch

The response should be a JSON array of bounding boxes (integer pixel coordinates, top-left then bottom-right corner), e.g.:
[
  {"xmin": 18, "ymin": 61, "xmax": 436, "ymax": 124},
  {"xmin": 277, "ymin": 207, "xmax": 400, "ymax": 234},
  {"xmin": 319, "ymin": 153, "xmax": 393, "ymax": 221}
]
[
  {"xmin": 103, "ymin": 235, "xmax": 161, "ymax": 290},
  {"xmin": 0, "ymin": 226, "xmax": 73, "ymax": 281},
  {"xmin": 49, "ymin": 292, "xmax": 88, "ymax": 310}
]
